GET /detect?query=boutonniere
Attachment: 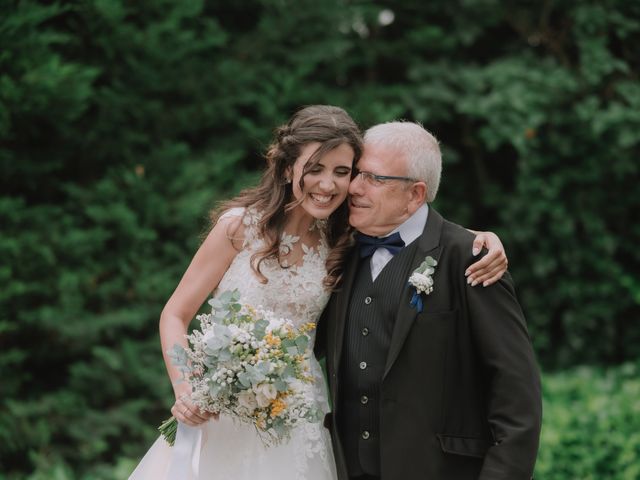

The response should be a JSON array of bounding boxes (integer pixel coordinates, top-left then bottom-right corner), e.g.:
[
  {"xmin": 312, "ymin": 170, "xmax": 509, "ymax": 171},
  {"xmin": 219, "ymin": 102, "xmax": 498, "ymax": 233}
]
[{"xmin": 408, "ymin": 256, "xmax": 438, "ymax": 313}]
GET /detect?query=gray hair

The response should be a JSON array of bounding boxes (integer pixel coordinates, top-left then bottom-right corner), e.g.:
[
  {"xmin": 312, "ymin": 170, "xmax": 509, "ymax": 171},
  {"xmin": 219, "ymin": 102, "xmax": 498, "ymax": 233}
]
[{"xmin": 364, "ymin": 121, "xmax": 442, "ymax": 202}]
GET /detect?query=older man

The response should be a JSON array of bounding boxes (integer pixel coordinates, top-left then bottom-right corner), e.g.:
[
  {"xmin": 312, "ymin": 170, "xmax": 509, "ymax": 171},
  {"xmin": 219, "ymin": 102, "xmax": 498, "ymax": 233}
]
[{"xmin": 321, "ymin": 122, "xmax": 542, "ymax": 479}]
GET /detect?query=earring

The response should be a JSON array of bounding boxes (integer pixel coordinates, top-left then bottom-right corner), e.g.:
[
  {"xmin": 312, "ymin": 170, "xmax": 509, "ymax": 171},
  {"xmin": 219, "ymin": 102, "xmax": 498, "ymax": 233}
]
[{"xmin": 285, "ymin": 177, "xmax": 292, "ymax": 184}]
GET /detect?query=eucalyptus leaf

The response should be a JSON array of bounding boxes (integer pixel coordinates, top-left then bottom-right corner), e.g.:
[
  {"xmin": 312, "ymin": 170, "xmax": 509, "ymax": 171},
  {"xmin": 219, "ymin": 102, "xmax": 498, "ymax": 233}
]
[
  {"xmin": 208, "ymin": 298, "xmax": 224, "ymax": 310},
  {"xmin": 253, "ymin": 319, "xmax": 268, "ymax": 339},
  {"xmin": 282, "ymin": 365, "xmax": 296, "ymax": 378},
  {"xmin": 237, "ymin": 372, "xmax": 252, "ymax": 388},
  {"xmin": 169, "ymin": 345, "xmax": 188, "ymax": 368},
  {"xmin": 209, "ymin": 382, "xmax": 222, "ymax": 397},
  {"xmin": 245, "ymin": 365, "xmax": 266, "ymax": 384},
  {"xmin": 218, "ymin": 290, "xmax": 235, "ymax": 303},
  {"xmin": 295, "ymin": 336, "xmax": 309, "ymax": 352},
  {"xmin": 271, "ymin": 418, "xmax": 286, "ymax": 435},
  {"xmin": 217, "ymin": 349, "xmax": 232, "ymax": 361},
  {"xmin": 274, "ymin": 379, "xmax": 288, "ymax": 391},
  {"xmin": 256, "ymin": 361, "xmax": 271, "ymax": 375}
]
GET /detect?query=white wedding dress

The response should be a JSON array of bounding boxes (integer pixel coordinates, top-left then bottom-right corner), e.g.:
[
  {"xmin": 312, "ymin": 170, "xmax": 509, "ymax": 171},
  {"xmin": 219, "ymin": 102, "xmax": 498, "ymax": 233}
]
[{"xmin": 129, "ymin": 207, "xmax": 337, "ymax": 480}]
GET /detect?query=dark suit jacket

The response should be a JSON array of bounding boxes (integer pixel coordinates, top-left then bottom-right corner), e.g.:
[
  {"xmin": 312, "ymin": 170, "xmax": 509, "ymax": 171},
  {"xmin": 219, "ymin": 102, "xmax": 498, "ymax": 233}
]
[{"xmin": 318, "ymin": 208, "xmax": 542, "ymax": 479}]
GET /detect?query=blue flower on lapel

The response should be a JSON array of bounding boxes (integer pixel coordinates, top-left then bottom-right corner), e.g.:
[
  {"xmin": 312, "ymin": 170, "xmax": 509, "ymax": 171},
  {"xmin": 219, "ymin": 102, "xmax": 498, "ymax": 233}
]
[{"xmin": 407, "ymin": 256, "xmax": 438, "ymax": 313}]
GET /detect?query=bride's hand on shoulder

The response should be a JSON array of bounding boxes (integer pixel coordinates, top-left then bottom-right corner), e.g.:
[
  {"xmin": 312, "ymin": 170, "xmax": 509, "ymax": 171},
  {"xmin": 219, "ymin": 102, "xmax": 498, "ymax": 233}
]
[
  {"xmin": 171, "ymin": 383, "xmax": 219, "ymax": 426},
  {"xmin": 465, "ymin": 231, "xmax": 508, "ymax": 287}
]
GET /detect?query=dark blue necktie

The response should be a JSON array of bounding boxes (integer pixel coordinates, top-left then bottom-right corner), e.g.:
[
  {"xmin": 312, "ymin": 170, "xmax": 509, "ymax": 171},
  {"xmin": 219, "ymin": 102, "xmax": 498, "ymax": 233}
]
[{"xmin": 355, "ymin": 231, "xmax": 405, "ymax": 258}]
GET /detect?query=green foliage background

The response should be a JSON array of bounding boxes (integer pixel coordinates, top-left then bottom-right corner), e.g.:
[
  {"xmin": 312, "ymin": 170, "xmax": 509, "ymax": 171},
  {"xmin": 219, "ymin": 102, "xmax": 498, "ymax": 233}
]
[{"xmin": 1, "ymin": 0, "xmax": 638, "ymax": 478}]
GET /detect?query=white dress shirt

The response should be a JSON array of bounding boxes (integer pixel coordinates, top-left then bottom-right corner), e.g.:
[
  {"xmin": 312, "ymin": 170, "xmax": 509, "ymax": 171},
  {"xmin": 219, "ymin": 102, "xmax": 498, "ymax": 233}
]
[{"xmin": 368, "ymin": 204, "xmax": 429, "ymax": 281}]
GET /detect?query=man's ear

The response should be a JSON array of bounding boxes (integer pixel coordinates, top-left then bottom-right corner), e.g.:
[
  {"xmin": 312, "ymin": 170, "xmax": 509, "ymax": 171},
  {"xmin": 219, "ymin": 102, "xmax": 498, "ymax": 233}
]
[{"xmin": 407, "ymin": 182, "xmax": 427, "ymax": 212}]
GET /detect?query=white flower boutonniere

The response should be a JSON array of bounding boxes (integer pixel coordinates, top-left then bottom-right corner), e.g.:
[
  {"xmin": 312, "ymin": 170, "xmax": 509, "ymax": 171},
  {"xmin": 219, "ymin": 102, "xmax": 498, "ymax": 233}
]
[{"xmin": 408, "ymin": 256, "xmax": 438, "ymax": 313}]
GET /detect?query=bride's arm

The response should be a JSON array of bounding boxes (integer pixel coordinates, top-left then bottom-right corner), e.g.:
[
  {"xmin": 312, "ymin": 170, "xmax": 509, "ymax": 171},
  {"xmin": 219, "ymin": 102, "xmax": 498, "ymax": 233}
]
[
  {"xmin": 160, "ymin": 215, "xmax": 244, "ymax": 426},
  {"xmin": 465, "ymin": 230, "xmax": 509, "ymax": 287}
]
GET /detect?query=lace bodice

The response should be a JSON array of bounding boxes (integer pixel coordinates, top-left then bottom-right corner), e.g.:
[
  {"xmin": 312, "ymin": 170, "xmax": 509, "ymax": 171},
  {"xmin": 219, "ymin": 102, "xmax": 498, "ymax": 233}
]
[{"xmin": 214, "ymin": 207, "xmax": 331, "ymax": 333}]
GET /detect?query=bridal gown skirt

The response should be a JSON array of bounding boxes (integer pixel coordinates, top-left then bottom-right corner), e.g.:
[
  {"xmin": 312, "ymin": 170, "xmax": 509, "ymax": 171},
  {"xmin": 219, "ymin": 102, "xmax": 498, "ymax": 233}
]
[{"xmin": 128, "ymin": 414, "xmax": 338, "ymax": 480}]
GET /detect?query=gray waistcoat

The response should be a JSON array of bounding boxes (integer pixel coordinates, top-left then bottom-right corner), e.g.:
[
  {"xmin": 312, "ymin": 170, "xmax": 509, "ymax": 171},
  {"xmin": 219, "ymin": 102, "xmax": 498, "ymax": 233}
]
[{"xmin": 338, "ymin": 239, "xmax": 420, "ymax": 476}]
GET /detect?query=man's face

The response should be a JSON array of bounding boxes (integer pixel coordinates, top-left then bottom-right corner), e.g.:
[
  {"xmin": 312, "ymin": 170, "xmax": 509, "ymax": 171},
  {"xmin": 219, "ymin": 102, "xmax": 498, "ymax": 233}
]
[{"xmin": 348, "ymin": 143, "xmax": 416, "ymax": 236}]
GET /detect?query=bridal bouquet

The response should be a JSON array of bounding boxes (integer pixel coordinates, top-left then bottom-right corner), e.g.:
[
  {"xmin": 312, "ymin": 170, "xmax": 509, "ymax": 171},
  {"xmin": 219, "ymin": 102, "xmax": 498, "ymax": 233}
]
[{"xmin": 158, "ymin": 290, "xmax": 322, "ymax": 447}]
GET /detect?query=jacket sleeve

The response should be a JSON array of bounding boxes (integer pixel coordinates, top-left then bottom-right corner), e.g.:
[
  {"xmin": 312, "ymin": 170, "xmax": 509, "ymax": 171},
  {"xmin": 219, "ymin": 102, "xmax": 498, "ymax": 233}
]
[{"xmin": 464, "ymin": 269, "xmax": 542, "ymax": 480}]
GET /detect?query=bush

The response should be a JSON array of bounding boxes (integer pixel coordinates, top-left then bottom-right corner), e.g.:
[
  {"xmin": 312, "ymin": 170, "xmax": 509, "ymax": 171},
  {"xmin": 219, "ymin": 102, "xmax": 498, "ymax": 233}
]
[{"xmin": 537, "ymin": 363, "xmax": 640, "ymax": 479}]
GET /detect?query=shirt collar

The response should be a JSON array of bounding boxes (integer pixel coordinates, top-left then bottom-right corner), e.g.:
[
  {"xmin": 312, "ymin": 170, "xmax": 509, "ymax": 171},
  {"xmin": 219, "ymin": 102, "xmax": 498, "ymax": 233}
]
[{"xmin": 387, "ymin": 203, "xmax": 429, "ymax": 246}]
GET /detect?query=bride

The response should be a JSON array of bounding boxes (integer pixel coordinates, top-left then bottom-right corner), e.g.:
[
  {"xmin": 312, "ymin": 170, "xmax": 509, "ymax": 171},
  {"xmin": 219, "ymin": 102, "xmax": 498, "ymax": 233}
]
[{"xmin": 129, "ymin": 105, "xmax": 507, "ymax": 479}]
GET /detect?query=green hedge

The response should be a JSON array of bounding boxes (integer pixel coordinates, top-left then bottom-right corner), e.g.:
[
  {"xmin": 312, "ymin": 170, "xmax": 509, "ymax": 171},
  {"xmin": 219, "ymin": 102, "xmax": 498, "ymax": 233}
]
[{"xmin": 536, "ymin": 363, "xmax": 640, "ymax": 479}]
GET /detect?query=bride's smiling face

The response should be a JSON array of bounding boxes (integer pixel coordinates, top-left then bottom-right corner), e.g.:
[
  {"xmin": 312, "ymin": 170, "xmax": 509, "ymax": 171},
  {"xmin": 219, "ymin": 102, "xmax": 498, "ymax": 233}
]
[{"xmin": 289, "ymin": 142, "xmax": 354, "ymax": 220}]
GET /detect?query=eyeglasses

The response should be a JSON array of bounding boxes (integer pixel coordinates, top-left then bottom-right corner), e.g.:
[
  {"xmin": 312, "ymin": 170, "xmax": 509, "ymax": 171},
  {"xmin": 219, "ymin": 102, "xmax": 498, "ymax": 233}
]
[{"xmin": 354, "ymin": 169, "xmax": 418, "ymax": 186}]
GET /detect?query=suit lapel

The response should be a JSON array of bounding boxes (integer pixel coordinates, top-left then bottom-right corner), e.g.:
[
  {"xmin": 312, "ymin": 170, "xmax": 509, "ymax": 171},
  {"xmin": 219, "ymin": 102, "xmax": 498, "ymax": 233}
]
[
  {"xmin": 383, "ymin": 208, "xmax": 444, "ymax": 379},
  {"xmin": 332, "ymin": 246, "xmax": 361, "ymax": 373}
]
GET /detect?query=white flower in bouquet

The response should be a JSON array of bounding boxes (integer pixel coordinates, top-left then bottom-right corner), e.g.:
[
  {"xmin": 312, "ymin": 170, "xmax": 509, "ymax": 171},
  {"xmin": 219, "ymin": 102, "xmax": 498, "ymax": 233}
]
[
  {"xmin": 253, "ymin": 382, "xmax": 278, "ymax": 408},
  {"xmin": 237, "ymin": 390, "xmax": 258, "ymax": 413}
]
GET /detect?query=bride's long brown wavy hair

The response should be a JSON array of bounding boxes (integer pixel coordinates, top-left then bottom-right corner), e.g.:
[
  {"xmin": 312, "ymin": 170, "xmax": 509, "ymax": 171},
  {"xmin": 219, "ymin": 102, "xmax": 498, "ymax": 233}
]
[{"xmin": 212, "ymin": 105, "xmax": 362, "ymax": 289}]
